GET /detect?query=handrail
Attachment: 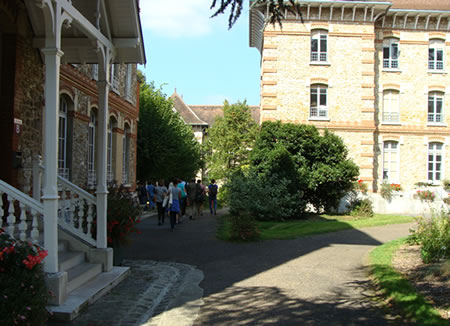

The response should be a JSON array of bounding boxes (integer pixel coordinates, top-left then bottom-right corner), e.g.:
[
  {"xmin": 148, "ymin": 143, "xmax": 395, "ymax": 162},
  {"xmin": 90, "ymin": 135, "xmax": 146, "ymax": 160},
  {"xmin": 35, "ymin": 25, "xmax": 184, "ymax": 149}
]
[
  {"xmin": 38, "ymin": 163, "xmax": 96, "ymax": 204},
  {"xmin": 57, "ymin": 176, "xmax": 96, "ymax": 205},
  {"xmin": 0, "ymin": 180, "xmax": 44, "ymax": 214}
]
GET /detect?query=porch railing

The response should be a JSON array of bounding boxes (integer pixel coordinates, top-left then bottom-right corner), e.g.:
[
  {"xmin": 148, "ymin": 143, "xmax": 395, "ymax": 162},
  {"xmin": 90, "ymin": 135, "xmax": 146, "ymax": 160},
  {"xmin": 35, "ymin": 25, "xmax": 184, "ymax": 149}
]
[
  {"xmin": 34, "ymin": 157, "xmax": 98, "ymax": 247},
  {"xmin": 0, "ymin": 180, "xmax": 43, "ymax": 244}
]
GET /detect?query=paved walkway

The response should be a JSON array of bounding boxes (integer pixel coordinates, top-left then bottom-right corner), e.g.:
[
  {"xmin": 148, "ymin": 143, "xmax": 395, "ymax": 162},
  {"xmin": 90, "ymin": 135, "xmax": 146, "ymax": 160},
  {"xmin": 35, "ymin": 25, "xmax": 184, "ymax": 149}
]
[{"xmin": 57, "ymin": 209, "xmax": 414, "ymax": 325}]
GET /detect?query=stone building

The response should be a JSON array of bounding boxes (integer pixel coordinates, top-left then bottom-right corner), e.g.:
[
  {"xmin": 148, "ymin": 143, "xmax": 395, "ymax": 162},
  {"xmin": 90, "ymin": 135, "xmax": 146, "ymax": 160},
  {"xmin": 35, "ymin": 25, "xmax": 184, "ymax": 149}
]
[
  {"xmin": 170, "ymin": 90, "xmax": 260, "ymax": 144},
  {"xmin": 250, "ymin": 0, "xmax": 450, "ymax": 194},
  {"xmin": 0, "ymin": 0, "xmax": 145, "ymax": 318}
]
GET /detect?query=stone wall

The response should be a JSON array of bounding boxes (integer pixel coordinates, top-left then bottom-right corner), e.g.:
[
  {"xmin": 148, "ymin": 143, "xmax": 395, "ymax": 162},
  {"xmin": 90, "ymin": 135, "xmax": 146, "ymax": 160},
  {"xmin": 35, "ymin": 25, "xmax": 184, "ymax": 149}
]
[{"xmin": 259, "ymin": 7, "xmax": 450, "ymax": 192}]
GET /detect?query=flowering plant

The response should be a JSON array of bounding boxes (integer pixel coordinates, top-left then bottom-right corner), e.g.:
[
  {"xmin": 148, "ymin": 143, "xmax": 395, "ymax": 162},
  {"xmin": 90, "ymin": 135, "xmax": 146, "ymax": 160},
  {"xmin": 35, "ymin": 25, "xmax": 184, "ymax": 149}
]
[
  {"xmin": 0, "ymin": 229, "xmax": 50, "ymax": 326},
  {"xmin": 416, "ymin": 190, "xmax": 435, "ymax": 201},
  {"xmin": 390, "ymin": 183, "xmax": 402, "ymax": 192},
  {"xmin": 354, "ymin": 179, "xmax": 368, "ymax": 194},
  {"xmin": 106, "ymin": 186, "xmax": 142, "ymax": 246}
]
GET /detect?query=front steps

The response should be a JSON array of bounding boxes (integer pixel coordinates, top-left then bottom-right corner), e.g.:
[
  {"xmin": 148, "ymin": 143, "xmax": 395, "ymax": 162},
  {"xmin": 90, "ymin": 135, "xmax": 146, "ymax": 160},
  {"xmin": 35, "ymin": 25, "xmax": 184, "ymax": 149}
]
[{"xmin": 48, "ymin": 240, "xmax": 130, "ymax": 322}]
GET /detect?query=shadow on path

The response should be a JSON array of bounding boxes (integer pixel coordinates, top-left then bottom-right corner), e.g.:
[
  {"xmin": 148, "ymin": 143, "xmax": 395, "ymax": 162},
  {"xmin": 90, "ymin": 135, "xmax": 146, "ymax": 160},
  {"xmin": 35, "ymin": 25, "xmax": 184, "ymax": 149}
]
[{"xmin": 124, "ymin": 210, "xmax": 411, "ymax": 325}]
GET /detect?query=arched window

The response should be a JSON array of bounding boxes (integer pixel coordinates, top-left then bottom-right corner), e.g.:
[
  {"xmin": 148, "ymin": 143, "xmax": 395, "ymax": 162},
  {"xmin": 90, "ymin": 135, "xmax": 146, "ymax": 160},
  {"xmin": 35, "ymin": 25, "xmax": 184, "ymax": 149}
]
[
  {"xmin": 88, "ymin": 110, "xmax": 96, "ymax": 186},
  {"xmin": 311, "ymin": 30, "xmax": 327, "ymax": 62},
  {"xmin": 383, "ymin": 38, "xmax": 399, "ymax": 69},
  {"xmin": 107, "ymin": 117, "xmax": 116, "ymax": 183},
  {"xmin": 383, "ymin": 141, "xmax": 399, "ymax": 182},
  {"xmin": 310, "ymin": 84, "xmax": 328, "ymax": 119},
  {"xmin": 382, "ymin": 90, "xmax": 400, "ymax": 123},
  {"xmin": 428, "ymin": 91, "xmax": 444, "ymax": 124},
  {"xmin": 428, "ymin": 142, "xmax": 443, "ymax": 182},
  {"xmin": 58, "ymin": 96, "xmax": 69, "ymax": 179},
  {"xmin": 122, "ymin": 124, "xmax": 130, "ymax": 185},
  {"xmin": 429, "ymin": 39, "xmax": 444, "ymax": 71}
]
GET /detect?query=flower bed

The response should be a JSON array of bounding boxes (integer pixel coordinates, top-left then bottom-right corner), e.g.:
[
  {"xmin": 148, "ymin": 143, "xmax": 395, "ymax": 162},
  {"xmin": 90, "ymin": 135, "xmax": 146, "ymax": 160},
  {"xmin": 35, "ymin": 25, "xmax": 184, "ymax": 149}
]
[{"xmin": 0, "ymin": 229, "xmax": 50, "ymax": 326}]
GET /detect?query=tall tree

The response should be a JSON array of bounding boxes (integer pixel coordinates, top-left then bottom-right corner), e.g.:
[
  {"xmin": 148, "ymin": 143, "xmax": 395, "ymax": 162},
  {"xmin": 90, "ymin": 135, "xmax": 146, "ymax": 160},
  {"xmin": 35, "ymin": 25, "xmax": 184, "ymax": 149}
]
[
  {"xmin": 210, "ymin": 0, "xmax": 303, "ymax": 29},
  {"xmin": 205, "ymin": 100, "xmax": 258, "ymax": 180},
  {"xmin": 137, "ymin": 76, "xmax": 202, "ymax": 182}
]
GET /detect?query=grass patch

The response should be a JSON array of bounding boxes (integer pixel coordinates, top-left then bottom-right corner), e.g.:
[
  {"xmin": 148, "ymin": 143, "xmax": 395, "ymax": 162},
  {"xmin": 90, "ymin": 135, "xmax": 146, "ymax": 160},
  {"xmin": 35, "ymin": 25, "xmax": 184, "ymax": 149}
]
[
  {"xmin": 217, "ymin": 214, "xmax": 415, "ymax": 241},
  {"xmin": 369, "ymin": 238, "xmax": 447, "ymax": 325}
]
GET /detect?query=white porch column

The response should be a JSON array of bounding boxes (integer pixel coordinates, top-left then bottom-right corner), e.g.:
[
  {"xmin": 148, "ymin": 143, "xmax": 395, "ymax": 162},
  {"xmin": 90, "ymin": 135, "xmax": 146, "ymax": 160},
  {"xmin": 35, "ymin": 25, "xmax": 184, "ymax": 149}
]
[
  {"xmin": 41, "ymin": 48, "xmax": 63, "ymax": 273},
  {"xmin": 96, "ymin": 80, "xmax": 109, "ymax": 249}
]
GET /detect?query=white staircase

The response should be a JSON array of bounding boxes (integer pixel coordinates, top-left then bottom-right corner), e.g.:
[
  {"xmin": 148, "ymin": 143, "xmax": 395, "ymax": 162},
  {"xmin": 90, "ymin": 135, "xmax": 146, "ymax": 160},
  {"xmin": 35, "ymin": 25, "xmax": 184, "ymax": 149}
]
[{"xmin": 48, "ymin": 239, "xmax": 130, "ymax": 321}]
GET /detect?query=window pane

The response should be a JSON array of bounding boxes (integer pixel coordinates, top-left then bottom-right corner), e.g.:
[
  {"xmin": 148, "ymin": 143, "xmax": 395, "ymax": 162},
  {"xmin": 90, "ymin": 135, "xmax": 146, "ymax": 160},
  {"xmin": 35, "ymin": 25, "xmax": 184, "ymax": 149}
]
[
  {"xmin": 437, "ymin": 50, "xmax": 443, "ymax": 61},
  {"xmin": 320, "ymin": 38, "xmax": 327, "ymax": 52},
  {"xmin": 320, "ymin": 90, "xmax": 327, "ymax": 106},
  {"xmin": 311, "ymin": 90, "xmax": 317, "ymax": 106},
  {"xmin": 429, "ymin": 48, "xmax": 435, "ymax": 61},
  {"xmin": 436, "ymin": 98, "xmax": 442, "ymax": 113},
  {"xmin": 428, "ymin": 98, "xmax": 434, "ymax": 113},
  {"xmin": 392, "ymin": 44, "xmax": 399, "ymax": 59},
  {"xmin": 428, "ymin": 172, "xmax": 433, "ymax": 180},
  {"xmin": 383, "ymin": 47, "xmax": 389, "ymax": 59},
  {"xmin": 311, "ymin": 39, "xmax": 318, "ymax": 52}
]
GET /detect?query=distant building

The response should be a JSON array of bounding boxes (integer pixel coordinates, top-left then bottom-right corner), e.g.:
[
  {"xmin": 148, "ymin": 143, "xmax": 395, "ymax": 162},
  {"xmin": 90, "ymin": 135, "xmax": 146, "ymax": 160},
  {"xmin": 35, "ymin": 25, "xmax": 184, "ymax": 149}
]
[{"xmin": 170, "ymin": 91, "xmax": 260, "ymax": 144}]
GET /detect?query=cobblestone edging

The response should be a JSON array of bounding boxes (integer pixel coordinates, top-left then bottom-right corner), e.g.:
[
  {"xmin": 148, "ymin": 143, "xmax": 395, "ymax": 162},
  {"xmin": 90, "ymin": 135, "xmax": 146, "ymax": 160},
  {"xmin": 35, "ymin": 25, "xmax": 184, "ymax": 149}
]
[{"xmin": 69, "ymin": 260, "xmax": 203, "ymax": 326}]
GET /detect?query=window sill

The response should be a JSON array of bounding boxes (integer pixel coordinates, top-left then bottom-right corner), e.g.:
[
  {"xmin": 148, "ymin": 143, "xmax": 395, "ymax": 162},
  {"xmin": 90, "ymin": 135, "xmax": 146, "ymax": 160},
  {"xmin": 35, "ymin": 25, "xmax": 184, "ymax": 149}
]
[
  {"xmin": 310, "ymin": 61, "xmax": 331, "ymax": 66},
  {"xmin": 428, "ymin": 70, "xmax": 447, "ymax": 74},
  {"xmin": 427, "ymin": 123, "xmax": 447, "ymax": 127},
  {"xmin": 309, "ymin": 117, "xmax": 330, "ymax": 121},
  {"xmin": 382, "ymin": 68, "xmax": 401, "ymax": 73}
]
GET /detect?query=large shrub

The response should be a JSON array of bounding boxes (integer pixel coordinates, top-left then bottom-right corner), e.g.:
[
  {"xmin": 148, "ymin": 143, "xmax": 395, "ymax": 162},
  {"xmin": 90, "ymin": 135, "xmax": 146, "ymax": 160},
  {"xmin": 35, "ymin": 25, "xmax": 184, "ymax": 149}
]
[
  {"xmin": 227, "ymin": 169, "xmax": 305, "ymax": 221},
  {"xmin": 251, "ymin": 121, "xmax": 359, "ymax": 213},
  {"xmin": 0, "ymin": 230, "xmax": 50, "ymax": 326}
]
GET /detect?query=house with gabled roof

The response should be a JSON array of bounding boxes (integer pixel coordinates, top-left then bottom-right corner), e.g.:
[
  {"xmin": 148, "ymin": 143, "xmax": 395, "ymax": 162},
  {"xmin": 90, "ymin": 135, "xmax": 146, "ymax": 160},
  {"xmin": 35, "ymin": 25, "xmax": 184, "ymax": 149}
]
[{"xmin": 0, "ymin": 0, "xmax": 145, "ymax": 320}]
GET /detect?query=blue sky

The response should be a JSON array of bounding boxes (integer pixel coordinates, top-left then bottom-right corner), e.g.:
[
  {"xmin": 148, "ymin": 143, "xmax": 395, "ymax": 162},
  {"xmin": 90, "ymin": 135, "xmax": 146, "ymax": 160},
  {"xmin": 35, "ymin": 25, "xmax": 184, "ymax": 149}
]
[{"xmin": 139, "ymin": 0, "xmax": 261, "ymax": 105}]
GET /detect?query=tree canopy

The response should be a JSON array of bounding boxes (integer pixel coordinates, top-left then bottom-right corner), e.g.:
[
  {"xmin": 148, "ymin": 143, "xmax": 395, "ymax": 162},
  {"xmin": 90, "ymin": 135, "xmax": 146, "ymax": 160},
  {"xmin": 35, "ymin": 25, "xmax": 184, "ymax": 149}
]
[
  {"xmin": 137, "ymin": 76, "xmax": 202, "ymax": 182},
  {"xmin": 205, "ymin": 100, "xmax": 258, "ymax": 181},
  {"xmin": 210, "ymin": 0, "xmax": 303, "ymax": 28}
]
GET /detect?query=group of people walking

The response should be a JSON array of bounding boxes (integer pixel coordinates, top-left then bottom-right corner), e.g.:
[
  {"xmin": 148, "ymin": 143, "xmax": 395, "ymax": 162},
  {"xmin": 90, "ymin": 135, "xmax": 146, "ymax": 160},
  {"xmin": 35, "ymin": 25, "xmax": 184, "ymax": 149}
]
[{"xmin": 137, "ymin": 179, "xmax": 219, "ymax": 232}]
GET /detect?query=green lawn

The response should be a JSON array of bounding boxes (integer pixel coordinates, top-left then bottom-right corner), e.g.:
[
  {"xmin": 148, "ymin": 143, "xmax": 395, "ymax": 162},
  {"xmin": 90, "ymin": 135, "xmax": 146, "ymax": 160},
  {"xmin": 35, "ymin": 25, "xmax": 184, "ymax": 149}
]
[
  {"xmin": 218, "ymin": 214, "xmax": 415, "ymax": 241},
  {"xmin": 369, "ymin": 238, "xmax": 447, "ymax": 325}
]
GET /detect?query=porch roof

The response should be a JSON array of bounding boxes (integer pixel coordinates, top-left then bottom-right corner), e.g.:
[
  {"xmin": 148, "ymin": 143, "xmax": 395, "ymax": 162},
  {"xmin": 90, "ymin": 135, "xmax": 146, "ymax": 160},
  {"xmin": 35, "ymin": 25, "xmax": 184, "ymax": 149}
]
[{"xmin": 26, "ymin": 0, "xmax": 146, "ymax": 64}]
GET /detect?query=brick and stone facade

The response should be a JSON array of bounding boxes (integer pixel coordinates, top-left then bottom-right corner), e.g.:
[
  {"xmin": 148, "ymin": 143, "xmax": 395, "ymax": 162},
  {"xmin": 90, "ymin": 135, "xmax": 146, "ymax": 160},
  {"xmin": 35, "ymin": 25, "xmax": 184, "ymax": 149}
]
[
  {"xmin": 1, "ymin": 1, "xmax": 140, "ymax": 194},
  {"xmin": 251, "ymin": 0, "xmax": 450, "ymax": 192}
]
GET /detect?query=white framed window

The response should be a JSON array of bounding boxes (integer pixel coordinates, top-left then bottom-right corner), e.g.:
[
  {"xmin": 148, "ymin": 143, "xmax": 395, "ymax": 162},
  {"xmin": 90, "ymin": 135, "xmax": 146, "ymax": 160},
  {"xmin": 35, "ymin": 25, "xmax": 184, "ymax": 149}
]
[
  {"xmin": 383, "ymin": 38, "xmax": 399, "ymax": 69},
  {"xmin": 110, "ymin": 64, "xmax": 120, "ymax": 93},
  {"xmin": 383, "ymin": 141, "xmax": 399, "ymax": 182},
  {"xmin": 125, "ymin": 64, "xmax": 133, "ymax": 101},
  {"xmin": 382, "ymin": 90, "xmax": 400, "ymax": 123},
  {"xmin": 88, "ymin": 111, "xmax": 96, "ymax": 186},
  {"xmin": 428, "ymin": 142, "xmax": 443, "ymax": 183},
  {"xmin": 122, "ymin": 125, "xmax": 130, "ymax": 185},
  {"xmin": 311, "ymin": 30, "xmax": 327, "ymax": 62},
  {"xmin": 428, "ymin": 92, "xmax": 444, "ymax": 124},
  {"xmin": 107, "ymin": 118, "xmax": 114, "ymax": 183},
  {"xmin": 310, "ymin": 85, "xmax": 328, "ymax": 119},
  {"xmin": 58, "ymin": 97, "xmax": 69, "ymax": 179},
  {"xmin": 428, "ymin": 39, "xmax": 444, "ymax": 71}
]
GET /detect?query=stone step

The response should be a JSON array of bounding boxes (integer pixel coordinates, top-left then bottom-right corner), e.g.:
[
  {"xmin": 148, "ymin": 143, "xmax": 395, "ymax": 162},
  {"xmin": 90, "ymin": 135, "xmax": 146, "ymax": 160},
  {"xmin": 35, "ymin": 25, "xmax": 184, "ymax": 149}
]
[
  {"xmin": 59, "ymin": 250, "xmax": 85, "ymax": 272},
  {"xmin": 58, "ymin": 240, "xmax": 68, "ymax": 252},
  {"xmin": 66, "ymin": 262, "xmax": 102, "ymax": 294},
  {"xmin": 48, "ymin": 266, "xmax": 130, "ymax": 322}
]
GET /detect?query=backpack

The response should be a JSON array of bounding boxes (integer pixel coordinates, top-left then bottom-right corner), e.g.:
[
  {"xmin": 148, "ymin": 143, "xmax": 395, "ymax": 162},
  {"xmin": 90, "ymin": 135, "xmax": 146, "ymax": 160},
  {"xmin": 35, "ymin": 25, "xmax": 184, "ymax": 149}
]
[
  {"xmin": 195, "ymin": 184, "xmax": 204, "ymax": 202},
  {"xmin": 209, "ymin": 184, "xmax": 218, "ymax": 197}
]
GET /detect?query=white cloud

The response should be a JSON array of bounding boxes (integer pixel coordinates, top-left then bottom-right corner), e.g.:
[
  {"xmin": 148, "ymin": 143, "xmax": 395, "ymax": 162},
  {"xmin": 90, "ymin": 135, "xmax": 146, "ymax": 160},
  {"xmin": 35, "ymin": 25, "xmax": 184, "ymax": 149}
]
[{"xmin": 140, "ymin": 0, "xmax": 222, "ymax": 38}]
